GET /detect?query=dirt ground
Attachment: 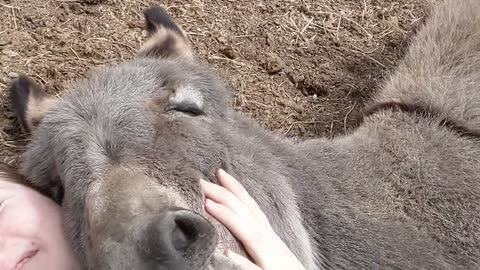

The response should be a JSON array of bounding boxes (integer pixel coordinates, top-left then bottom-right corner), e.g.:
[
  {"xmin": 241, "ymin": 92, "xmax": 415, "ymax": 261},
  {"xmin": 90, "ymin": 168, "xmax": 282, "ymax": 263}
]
[{"xmin": 0, "ymin": 0, "xmax": 429, "ymax": 165}]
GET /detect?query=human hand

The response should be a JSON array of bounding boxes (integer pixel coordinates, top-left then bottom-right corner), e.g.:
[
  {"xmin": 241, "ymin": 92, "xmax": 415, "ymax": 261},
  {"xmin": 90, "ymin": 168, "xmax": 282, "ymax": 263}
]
[{"xmin": 200, "ymin": 169, "xmax": 306, "ymax": 270}]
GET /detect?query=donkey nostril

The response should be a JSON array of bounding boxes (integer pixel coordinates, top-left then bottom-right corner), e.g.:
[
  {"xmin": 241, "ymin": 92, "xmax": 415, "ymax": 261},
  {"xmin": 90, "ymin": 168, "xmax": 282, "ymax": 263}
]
[
  {"xmin": 139, "ymin": 208, "xmax": 218, "ymax": 268},
  {"xmin": 172, "ymin": 215, "xmax": 199, "ymax": 252},
  {"xmin": 171, "ymin": 209, "xmax": 216, "ymax": 254}
]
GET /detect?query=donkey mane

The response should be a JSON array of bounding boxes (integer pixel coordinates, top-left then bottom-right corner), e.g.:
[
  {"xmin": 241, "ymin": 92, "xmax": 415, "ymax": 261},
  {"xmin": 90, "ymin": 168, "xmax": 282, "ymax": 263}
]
[{"xmin": 362, "ymin": 100, "xmax": 480, "ymax": 138}]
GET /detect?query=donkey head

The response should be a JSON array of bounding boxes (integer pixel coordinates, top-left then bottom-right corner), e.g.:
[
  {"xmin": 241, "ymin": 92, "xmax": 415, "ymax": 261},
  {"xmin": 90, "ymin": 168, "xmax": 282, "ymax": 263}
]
[{"xmin": 9, "ymin": 6, "xmax": 244, "ymax": 270}]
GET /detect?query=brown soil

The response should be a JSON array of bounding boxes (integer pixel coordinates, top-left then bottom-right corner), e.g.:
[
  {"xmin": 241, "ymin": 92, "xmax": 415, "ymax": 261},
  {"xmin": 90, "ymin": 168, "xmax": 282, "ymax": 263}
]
[{"xmin": 0, "ymin": 0, "xmax": 430, "ymax": 165}]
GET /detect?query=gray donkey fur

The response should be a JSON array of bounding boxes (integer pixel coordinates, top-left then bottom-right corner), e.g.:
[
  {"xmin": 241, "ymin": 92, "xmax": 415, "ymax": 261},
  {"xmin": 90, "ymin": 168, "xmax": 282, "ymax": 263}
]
[{"xmin": 7, "ymin": 0, "xmax": 480, "ymax": 269}]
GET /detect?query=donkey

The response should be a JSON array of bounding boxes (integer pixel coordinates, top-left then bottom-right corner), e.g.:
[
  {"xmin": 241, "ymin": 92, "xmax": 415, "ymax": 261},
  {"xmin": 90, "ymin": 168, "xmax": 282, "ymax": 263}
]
[{"xmin": 7, "ymin": 0, "xmax": 480, "ymax": 269}]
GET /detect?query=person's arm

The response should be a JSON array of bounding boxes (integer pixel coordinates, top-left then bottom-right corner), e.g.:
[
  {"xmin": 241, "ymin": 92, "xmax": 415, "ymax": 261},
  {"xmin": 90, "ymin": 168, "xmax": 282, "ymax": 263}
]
[{"xmin": 201, "ymin": 169, "xmax": 306, "ymax": 270}]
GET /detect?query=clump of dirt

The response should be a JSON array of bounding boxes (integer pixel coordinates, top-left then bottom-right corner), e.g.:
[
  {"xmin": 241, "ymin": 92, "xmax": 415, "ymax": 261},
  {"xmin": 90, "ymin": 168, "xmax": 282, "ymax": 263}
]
[
  {"xmin": 264, "ymin": 53, "xmax": 286, "ymax": 75},
  {"xmin": 0, "ymin": 0, "xmax": 429, "ymax": 164}
]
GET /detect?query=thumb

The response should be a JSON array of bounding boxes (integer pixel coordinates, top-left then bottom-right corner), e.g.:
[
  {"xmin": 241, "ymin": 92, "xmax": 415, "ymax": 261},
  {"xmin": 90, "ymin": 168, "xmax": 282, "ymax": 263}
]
[{"xmin": 225, "ymin": 250, "xmax": 262, "ymax": 270}]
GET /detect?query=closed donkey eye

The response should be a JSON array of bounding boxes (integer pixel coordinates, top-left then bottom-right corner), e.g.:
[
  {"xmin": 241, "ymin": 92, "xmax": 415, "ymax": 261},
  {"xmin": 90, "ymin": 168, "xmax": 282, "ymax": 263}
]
[
  {"xmin": 168, "ymin": 102, "xmax": 204, "ymax": 116},
  {"xmin": 167, "ymin": 84, "xmax": 205, "ymax": 116}
]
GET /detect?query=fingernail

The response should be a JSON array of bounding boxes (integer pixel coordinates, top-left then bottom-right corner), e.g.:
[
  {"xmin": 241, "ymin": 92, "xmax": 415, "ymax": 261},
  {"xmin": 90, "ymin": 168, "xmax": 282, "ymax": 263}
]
[
  {"xmin": 224, "ymin": 249, "xmax": 240, "ymax": 259},
  {"xmin": 205, "ymin": 199, "xmax": 214, "ymax": 208},
  {"xmin": 217, "ymin": 168, "xmax": 227, "ymax": 177},
  {"xmin": 200, "ymin": 179, "xmax": 213, "ymax": 187}
]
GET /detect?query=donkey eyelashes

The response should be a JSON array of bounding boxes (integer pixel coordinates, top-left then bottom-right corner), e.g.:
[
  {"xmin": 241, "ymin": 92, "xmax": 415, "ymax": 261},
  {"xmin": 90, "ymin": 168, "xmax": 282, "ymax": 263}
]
[
  {"xmin": 168, "ymin": 102, "xmax": 204, "ymax": 116},
  {"xmin": 150, "ymin": 84, "xmax": 205, "ymax": 116},
  {"xmin": 160, "ymin": 82, "xmax": 205, "ymax": 116}
]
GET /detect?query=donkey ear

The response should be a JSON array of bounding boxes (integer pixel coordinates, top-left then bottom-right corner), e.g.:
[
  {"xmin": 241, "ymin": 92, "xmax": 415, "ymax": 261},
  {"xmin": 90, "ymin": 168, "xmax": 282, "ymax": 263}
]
[
  {"xmin": 9, "ymin": 76, "xmax": 58, "ymax": 132},
  {"xmin": 137, "ymin": 6, "xmax": 193, "ymax": 60}
]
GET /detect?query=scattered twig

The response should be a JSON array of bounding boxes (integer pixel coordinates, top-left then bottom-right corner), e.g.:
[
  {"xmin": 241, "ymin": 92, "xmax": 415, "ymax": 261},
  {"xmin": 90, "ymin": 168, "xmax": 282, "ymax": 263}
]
[
  {"xmin": 344, "ymin": 102, "xmax": 357, "ymax": 132},
  {"xmin": 285, "ymin": 121, "xmax": 322, "ymax": 136},
  {"xmin": 0, "ymin": 3, "xmax": 20, "ymax": 9},
  {"xmin": 70, "ymin": 47, "xmax": 82, "ymax": 61},
  {"xmin": 11, "ymin": 7, "xmax": 17, "ymax": 30}
]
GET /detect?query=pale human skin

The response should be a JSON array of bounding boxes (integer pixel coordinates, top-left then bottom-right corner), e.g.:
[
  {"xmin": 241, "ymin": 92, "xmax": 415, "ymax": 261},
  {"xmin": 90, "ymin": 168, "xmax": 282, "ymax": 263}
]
[
  {"xmin": 201, "ymin": 169, "xmax": 306, "ymax": 270},
  {"xmin": 0, "ymin": 177, "xmax": 80, "ymax": 270},
  {"xmin": 0, "ymin": 167, "xmax": 303, "ymax": 270}
]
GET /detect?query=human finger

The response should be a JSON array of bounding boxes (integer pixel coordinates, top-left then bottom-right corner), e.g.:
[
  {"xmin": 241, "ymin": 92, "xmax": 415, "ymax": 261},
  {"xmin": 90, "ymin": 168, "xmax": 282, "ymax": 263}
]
[
  {"xmin": 204, "ymin": 198, "xmax": 273, "ymax": 263},
  {"xmin": 225, "ymin": 250, "xmax": 262, "ymax": 270},
  {"xmin": 201, "ymin": 179, "xmax": 251, "ymax": 218},
  {"xmin": 215, "ymin": 170, "xmax": 270, "ymax": 226}
]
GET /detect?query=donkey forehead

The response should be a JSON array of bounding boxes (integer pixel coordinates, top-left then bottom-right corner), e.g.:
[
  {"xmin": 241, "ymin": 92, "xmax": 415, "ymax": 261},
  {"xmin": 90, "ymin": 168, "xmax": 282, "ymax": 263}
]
[
  {"xmin": 46, "ymin": 60, "xmax": 217, "ymax": 163},
  {"xmin": 89, "ymin": 59, "xmax": 209, "ymax": 105}
]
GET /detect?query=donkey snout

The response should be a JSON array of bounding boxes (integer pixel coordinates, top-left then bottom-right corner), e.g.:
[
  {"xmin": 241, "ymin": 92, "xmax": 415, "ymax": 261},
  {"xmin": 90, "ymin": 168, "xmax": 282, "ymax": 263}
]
[{"xmin": 139, "ymin": 208, "xmax": 218, "ymax": 269}]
